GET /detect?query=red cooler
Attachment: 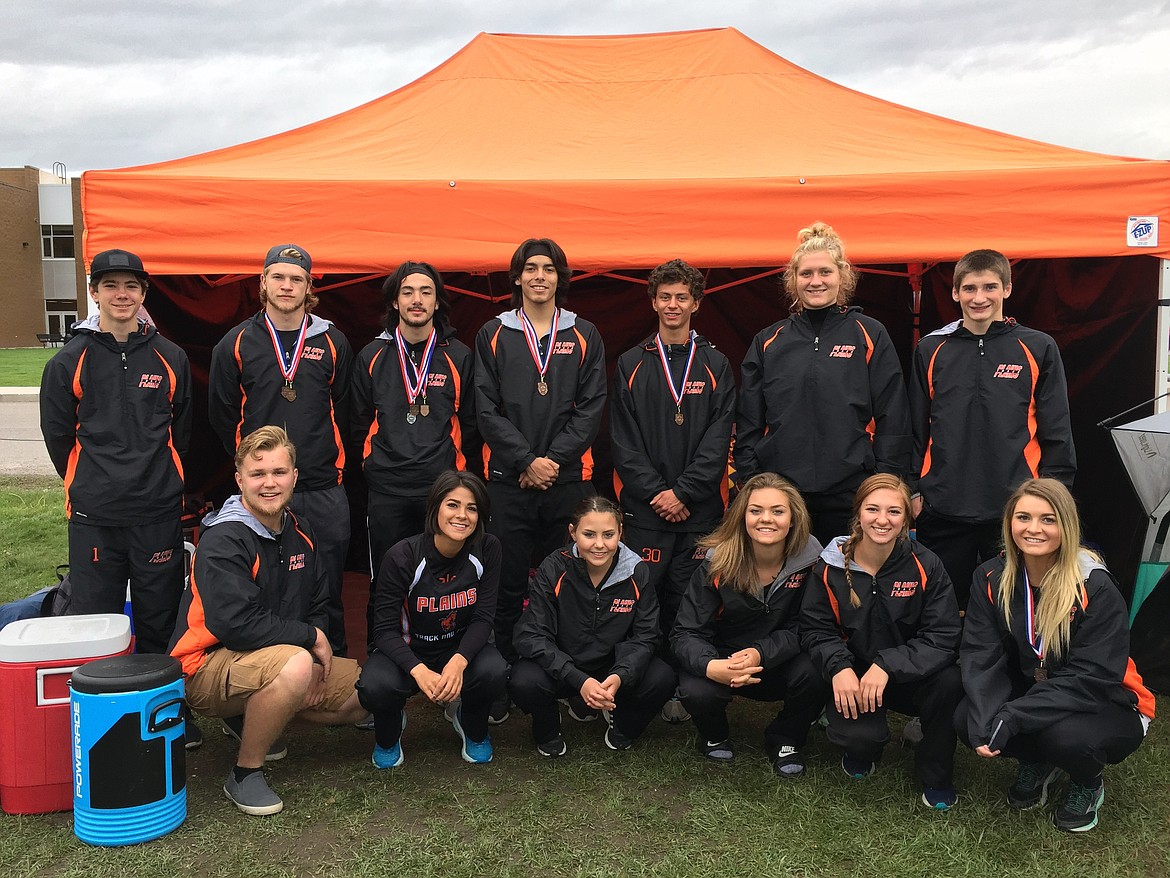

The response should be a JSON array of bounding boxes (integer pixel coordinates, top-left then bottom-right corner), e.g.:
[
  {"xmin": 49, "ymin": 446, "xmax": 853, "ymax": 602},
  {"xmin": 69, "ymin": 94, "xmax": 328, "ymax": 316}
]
[{"xmin": 0, "ymin": 614, "xmax": 132, "ymax": 814}]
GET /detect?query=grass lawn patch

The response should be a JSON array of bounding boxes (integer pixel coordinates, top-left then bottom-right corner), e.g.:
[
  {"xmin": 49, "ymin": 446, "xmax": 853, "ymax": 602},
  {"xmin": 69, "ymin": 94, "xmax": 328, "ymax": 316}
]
[
  {"xmin": 0, "ymin": 690, "xmax": 1166, "ymax": 877},
  {"xmin": 0, "ymin": 476, "xmax": 67, "ymax": 602},
  {"xmin": 0, "ymin": 479, "xmax": 1165, "ymax": 876},
  {"xmin": 0, "ymin": 348, "xmax": 55, "ymax": 387}
]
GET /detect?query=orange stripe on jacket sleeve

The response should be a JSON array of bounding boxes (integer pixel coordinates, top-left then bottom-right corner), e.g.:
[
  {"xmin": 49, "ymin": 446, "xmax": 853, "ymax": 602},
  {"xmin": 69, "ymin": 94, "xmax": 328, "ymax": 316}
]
[
  {"xmin": 1019, "ymin": 339, "xmax": 1042, "ymax": 477},
  {"xmin": 626, "ymin": 360, "xmax": 642, "ymax": 390},
  {"xmin": 919, "ymin": 342, "xmax": 946, "ymax": 478},
  {"xmin": 912, "ymin": 553, "xmax": 928, "ymax": 591},
  {"xmin": 154, "ymin": 349, "xmax": 186, "ymax": 481},
  {"xmin": 169, "ymin": 566, "xmax": 219, "ymax": 677},
  {"xmin": 613, "ymin": 471, "xmax": 624, "ymax": 501},
  {"xmin": 63, "ymin": 350, "xmax": 88, "ymax": 517},
  {"xmin": 292, "ymin": 515, "xmax": 317, "ymax": 553},
  {"xmin": 822, "ymin": 566, "xmax": 842, "ymax": 626},
  {"xmin": 553, "ymin": 572, "xmax": 565, "ymax": 598},
  {"xmin": 361, "ymin": 349, "xmax": 384, "ymax": 463},
  {"xmin": 324, "ymin": 335, "xmax": 345, "ymax": 478},
  {"xmin": 705, "ymin": 364, "xmax": 717, "ymax": 390},
  {"xmin": 581, "ymin": 447, "xmax": 594, "ymax": 481},
  {"xmin": 443, "ymin": 350, "xmax": 468, "ymax": 468},
  {"xmin": 232, "ymin": 329, "xmax": 247, "ymax": 450},
  {"xmin": 760, "ymin": 325, "xmax": 784, "ymax": 353},
  {"xmin": 574, "ymin": 327, "xmax": 587, "ymax": 365},
  {"xmin": 444, "ymin": 351, "xmax": 462, "ymax": 409},
  {"xmin": 1123, "ymin": 657, "xmax": 1157, "ymax": 719},
  {"xmin": 855, "ymin": 320, "xmax": 875, "ymax": 364}
]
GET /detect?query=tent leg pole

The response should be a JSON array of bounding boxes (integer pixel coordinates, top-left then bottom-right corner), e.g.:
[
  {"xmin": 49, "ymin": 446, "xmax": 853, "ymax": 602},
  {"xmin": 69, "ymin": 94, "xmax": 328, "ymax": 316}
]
[{"xmin": 1159, "ymin": 259, "xmax": 1170, "ymax": 414}]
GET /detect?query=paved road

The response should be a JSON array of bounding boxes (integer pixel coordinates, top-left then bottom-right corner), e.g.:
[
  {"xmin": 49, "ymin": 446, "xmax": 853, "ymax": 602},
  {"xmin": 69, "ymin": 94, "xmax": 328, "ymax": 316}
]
[{"xmin": 0, "ymin": 390, "xmax": 56, "ymax": 477}]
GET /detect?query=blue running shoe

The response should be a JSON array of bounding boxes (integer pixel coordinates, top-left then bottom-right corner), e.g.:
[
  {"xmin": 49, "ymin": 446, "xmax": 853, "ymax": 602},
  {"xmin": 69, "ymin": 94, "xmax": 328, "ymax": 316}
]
[
  {"xmin": 371, "ymin": 711, "xmax": 406, "ymax": 768},
  {"xmin": 451, "ymin": 707, "xmax": 493, "ymax": 764}
]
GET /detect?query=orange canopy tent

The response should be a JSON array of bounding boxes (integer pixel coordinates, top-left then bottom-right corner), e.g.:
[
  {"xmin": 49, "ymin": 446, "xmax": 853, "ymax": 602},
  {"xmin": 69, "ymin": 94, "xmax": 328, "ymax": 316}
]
[
  {"xmin": 81, "ymin": 27, "xmax": 1170, "ymax": 274},
  {"xmin": 78, "ymin": 28, "xmax": 1169, "ymax": 617}
]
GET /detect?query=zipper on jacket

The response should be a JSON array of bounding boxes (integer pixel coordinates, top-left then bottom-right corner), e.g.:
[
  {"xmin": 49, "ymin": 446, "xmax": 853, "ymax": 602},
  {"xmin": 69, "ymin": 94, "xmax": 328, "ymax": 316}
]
[
  {"xmin": 813, "ymin": 334, "xmax": 820, "ymax": 352},
  {"xmin": 121, "ymin": 351, "xmax": 128, "ymax": 370},
  {"xmin": 978, "ymin": 338, "xmax": 985, "ymax": 357}
]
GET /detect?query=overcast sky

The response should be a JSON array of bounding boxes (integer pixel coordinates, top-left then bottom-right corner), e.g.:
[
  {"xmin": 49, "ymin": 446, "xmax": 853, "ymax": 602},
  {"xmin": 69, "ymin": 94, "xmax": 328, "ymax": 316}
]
[{"xmin": 4, "ymin": 1, "xmax": 1169, "ymax": 175}]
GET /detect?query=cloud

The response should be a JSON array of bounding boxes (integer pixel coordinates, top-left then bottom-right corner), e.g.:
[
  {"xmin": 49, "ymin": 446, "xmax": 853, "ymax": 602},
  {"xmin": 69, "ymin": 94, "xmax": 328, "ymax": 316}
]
[{"xmin": 3, "ymin": 0, "xmax": 1169, "ymax": 171}]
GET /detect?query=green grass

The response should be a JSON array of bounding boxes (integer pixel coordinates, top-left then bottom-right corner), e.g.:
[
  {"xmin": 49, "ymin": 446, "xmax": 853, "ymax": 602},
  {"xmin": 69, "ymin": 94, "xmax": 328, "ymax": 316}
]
[
  {"xmin": 0, "ymin": 701, "xmax": 1165, "ymax": 878},
  {"xmin": 0, "ymin": 476, "xmax": 67, "ymax": 601},
  {"xmin": 0, "ymin": 479, "xmax": 1166, "ymax": 877},
  {"xmin": 0, "ymin": 347, "xmax": 55, "ymax": 387}
]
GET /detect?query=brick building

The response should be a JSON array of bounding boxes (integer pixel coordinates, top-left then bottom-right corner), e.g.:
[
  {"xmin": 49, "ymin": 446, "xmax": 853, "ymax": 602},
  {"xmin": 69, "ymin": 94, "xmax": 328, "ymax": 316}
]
[{"xmin": 0, "ymin": 166, "xmax": 86, "ymax": 348}]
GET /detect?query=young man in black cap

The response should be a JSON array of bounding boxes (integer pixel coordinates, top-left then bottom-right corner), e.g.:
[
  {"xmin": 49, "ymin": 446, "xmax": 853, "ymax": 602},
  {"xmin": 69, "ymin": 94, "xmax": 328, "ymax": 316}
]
[
  {"xmin": 40, "ymin": 248, "xmax": 192, "ymax": 655},
  {"xmin": 209, "ymin": 244, "xmax": 354, "ymax": 653},
  {"xmin": 351, "ymin": 260, "xmax": 477, "ymax": 638},
  {"xmin": 610, "ymin": 259, "xmax": 736, "ymax": 720},
  {"xmin": 474, "ymin": 238, "xmax": 606, "ymax": 698}
]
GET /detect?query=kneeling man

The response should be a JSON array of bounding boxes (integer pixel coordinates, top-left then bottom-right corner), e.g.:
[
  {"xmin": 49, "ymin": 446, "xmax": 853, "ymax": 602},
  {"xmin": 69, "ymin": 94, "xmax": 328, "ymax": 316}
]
[{"xmin": 170, "ymin": 426, "xmax": 365, "ymax": 815}]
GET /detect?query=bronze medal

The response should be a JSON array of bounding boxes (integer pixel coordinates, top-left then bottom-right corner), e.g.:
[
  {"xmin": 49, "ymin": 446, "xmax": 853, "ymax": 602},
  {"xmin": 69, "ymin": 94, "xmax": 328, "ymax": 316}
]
[
  {"xmin": 1034, "ymin": 666, "xmax": 1048, "ymax": 682},
  {"xmin": 409, "ymin": 403, "xmax": 421, "ymax": 417},
  {"xmin": 674, "ymin": 411, "xmax": 685, "ymax": 426},
  {"xmin": 281, "ymin": 381, "xmax": 296, "ymax": 402},
  {"xmin": 537, "ymin": 380, "xmax": 549, "ymax": 396},
  {"xmin": 419, "ymin": 403, "xmax": 430, "ymax": 417}
]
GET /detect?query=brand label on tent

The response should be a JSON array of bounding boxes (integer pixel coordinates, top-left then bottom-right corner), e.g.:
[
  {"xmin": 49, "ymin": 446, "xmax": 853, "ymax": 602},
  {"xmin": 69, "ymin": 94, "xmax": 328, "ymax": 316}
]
[{"xmin": 1127, "ymin": 216, "xmax": 1159, "ymax": 248}]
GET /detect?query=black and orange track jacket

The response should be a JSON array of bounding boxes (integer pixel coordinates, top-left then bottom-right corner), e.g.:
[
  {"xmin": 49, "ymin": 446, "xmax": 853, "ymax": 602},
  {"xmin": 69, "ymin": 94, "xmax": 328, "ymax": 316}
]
[
  {"xmin": 352, "ymin": 326, "xmax": 477, "ymax": 499},
  {"xmin": 209, "ymin": 312, "xmax": 353, "ymax": 493},
  {"xmin": 735, "ymin": 306, "xmax": 911, "ymax": 496},
  {"xmin": 513, "ymin": 543, "xmax": 658, "ymax": 690},
  {"xmin": 961, "ymin": 553, "xmax": 1155, "ymax": 752},
  {"xmin": 370, "ymin": 532, "xmax": 500, "ymax": 669},
  {"xmin": 671, "ymin": 535, "xmax": 821, "ymax": 675},
  {"xmin": 801, "ymin": 536, "xmax": 960, "ymax": 683},
  {"xmin": 474, "ymin": 308, "xmax": 605, "ymax": 484},
  {"xmin": 910, "ymin": 319, "xmax": 1076, "ymax": 522},
  {"xmin": 169, "ymin": 496, "xmax": 326, "ymax": 677},
  {"xmin": 40, "ymin": 315, "xmax": 190, "ymax": 525},
  {"xmin": 610, "ymin": 333, "xmax": 736, "ymax": 532}
]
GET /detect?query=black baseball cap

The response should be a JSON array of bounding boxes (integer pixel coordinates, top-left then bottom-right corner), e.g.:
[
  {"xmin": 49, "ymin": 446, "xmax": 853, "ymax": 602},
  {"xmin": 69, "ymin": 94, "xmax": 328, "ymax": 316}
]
[
  {"xmin": 263, "ymin": 244, "xmax": 312, "ymax": 274},
  {"xmin": 90, "ymin": 249, "xmax": 149, "ymax": 283}
]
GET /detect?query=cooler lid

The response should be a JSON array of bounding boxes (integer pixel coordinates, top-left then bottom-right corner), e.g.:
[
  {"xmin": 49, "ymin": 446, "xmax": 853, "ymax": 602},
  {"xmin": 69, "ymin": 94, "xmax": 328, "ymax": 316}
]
[
  {"xmin": 0, "ymin": 614, "xmax": 132, "ymax": 663},
  {"xmin": 70, "ymin": 653, "xmax": 181, "ymax": 694}
]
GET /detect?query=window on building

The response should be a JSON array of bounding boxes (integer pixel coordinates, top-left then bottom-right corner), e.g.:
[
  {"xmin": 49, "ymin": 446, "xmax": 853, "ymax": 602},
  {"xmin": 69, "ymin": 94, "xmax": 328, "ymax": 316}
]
[{"xmin": 41, "ymin": 225, "xmax": 75, "ymax": 259}]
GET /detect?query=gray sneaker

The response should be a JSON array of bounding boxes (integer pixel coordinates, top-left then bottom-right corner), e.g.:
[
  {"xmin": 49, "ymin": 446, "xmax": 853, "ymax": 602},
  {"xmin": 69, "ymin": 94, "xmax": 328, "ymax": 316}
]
[
  {"xmin": 661, "ymin": 696, "xmax": 691, "ymax": 724},
  {"xmin": 221, "ymin": 714, "xmax": 288, "ymax": 762},
  {"xmin": 224, "ymin": 770, "xmax": 283, "ymax": 816}
]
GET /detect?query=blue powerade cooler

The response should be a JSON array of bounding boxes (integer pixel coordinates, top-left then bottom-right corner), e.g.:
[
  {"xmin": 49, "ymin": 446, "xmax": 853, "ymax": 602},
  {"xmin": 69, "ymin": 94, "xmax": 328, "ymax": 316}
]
[{"xmin": 69, "ymin": 654, "xmax": 187, "ymax": 845}]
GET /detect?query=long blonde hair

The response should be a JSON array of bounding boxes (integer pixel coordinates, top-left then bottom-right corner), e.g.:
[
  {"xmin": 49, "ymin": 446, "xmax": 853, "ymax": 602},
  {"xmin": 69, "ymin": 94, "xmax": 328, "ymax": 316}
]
[
  {"xmin": 841, "ymin": 474, "xmax": 913, "ymax": 609},
  {"xmin": 698, "ymin": 473, "xmax": 810, "ymax": 595},
  {"xmin": 999, "ymin": 478, "xmax": 1097, "ymax": 659},
  {"xmin": 781, "ymin": 221, "xmax": 859, "ymax": 313}
]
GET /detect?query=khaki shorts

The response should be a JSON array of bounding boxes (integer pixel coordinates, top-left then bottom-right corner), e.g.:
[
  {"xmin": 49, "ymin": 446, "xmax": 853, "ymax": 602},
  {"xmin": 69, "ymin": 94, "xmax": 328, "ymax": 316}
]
[{"xmin": 186, "ymin": 644, "xmax": 360, "ymax": 718}]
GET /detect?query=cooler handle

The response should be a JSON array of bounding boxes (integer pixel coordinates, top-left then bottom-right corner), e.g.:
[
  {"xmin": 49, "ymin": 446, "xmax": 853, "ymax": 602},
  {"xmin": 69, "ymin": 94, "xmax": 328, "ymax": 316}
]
[
  {"xmin": 37, "ymin": 666, "xmax": 80, "ymax": 706},
  {"xmin": 148, "ymin": 697, "xmax": 185, "ymax": 733}
]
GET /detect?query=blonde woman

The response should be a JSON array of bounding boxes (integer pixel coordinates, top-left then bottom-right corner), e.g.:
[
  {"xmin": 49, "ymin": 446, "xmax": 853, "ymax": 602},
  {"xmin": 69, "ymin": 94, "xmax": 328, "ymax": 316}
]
[
  {"xmin": 802, "ymin": 474, "xmax": 961, "ymax": 810},
  {"xmin": 672, "ymin": 473, "xmax": 824, "ymax": 776},
  {"xmin": 958, "ymin": 478, "xmax": 1155, "ymax": 833},
  {"xmin": 735, "ymin": 223, "xmax": 910, "ymax": 542}
]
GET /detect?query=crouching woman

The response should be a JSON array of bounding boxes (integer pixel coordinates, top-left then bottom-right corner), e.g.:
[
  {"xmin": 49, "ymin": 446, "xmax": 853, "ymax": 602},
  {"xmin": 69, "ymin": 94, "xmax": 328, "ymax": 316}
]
[
  {"xmin": 957, "ymin": 478, "xmax": 1154, "ymax": 833},
  {"xmin": 802, "ymin": 474, "xmax": 962, "ymax": 810},
  {"xmin": 672, "ymin": 473, "xmax": 825, "ymax": 776}
]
